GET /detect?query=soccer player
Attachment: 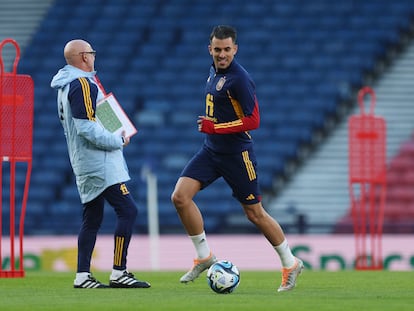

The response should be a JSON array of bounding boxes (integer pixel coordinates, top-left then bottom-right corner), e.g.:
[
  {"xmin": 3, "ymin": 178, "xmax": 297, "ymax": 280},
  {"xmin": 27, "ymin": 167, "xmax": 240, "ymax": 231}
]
[
  {"xmin": 171, "ymin": 25, "xmax": 303, "ymax": 292},
  {"xmin": 51, "ymin": 39, "xmax": 150, "ymax": 289}
]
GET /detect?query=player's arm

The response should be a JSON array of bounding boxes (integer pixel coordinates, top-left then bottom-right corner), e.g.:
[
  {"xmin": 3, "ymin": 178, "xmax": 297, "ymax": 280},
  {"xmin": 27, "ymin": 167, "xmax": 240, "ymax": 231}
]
[
  {"xmin": 198, "ymin": 101, "xmax": 260, "ymax": 134},
  {"xmin": 69, "ymin": 78, "xmax": 124, "ymax": 150},
  {"xmin": 199, "ymin": 76, "xmax": 260, "ymax": 134}
]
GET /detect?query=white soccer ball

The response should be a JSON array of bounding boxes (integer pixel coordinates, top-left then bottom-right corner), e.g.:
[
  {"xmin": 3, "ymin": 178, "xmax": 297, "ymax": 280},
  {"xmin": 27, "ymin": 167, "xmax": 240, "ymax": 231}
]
[{"xmin": 206, "ymin": 260, "xmax": 240, "ymax": 294}]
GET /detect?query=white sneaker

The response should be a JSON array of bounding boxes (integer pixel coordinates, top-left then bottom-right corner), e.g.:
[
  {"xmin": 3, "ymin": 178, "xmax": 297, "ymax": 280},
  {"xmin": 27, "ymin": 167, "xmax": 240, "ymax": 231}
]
[
  {"xmin": 109, "ymin": 271, "xmax": 151, "ymax": 288},
  {"xmin": 74, "ymin": 274, "xmax": 108, "ymax": 289}
]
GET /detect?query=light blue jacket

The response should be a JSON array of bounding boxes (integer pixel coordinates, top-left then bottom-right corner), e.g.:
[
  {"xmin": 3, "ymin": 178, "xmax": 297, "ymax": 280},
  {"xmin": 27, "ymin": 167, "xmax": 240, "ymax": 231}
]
[{"xmin": 51, "ymin": 65, "xmax": 130, "ymax": 203}]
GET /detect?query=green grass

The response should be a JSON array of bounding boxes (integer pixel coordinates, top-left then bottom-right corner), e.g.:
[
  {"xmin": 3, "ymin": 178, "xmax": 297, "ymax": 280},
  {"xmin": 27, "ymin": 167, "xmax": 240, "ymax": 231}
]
[{"xmin": 0, "ymin": 271, "xmax": 413, "ymax": 311}]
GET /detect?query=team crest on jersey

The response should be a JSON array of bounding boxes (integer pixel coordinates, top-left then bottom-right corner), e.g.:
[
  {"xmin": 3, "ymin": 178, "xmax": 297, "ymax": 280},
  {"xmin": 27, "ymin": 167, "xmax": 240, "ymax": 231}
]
[{"xmin": 216, "ymin": 77, "xmax": 226, "ymax": 91}]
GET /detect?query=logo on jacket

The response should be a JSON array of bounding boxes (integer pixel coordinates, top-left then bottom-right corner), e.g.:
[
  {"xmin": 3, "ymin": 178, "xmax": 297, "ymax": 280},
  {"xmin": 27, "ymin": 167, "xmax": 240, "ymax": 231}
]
[
  {"xmin": 120, "ymin": 183, "xmax": 130, "ymax": 195},
  {"xmin": 216, "ymin": 77, "xmax": 226, "ymax": 91}
]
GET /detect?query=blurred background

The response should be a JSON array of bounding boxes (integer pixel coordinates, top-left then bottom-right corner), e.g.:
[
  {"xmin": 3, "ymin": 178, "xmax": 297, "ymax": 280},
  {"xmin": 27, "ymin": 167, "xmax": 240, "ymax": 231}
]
[{"xmin": 2, "ymin": 0, "xmax": 414, "ymax": 237}]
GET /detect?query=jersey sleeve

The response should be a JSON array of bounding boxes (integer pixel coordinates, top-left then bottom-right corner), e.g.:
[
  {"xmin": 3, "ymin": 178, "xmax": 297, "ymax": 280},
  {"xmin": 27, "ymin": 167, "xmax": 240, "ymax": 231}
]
[
  {"xmin": 68, "ymin": 77, "xmax": 123, "ymax": 150},
  {"xmin": 213, "ymin": 101, "xmax": 260, "ymax": 134},
  {"xmin": 233, "ymin": 74, "xmax": 257, "ymax": 116},
  {"xmin": 68, "ymin": 77, "xmax": 98, "ymax": 120},
  {"xmin": 214, "ymin": 75, "xmax": 260, "ymax": 134}
]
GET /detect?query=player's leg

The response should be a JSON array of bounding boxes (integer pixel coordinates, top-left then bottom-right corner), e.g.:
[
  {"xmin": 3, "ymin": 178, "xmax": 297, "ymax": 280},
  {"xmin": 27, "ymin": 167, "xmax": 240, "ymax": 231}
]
[
  {"xmin": 171, "ymin": 149, "xmax": 218, "ymax": 282},
  {"xmin": 242, "ymin": 203, "xmax": 303, "ymax": 291},
  {"xmin": 171, "ymin": 176, "xmax": 204, "ymax": 235},
  {"xmin": 104, "ymin": 183, "xmax": 150, "ymax": 288},
  {"xmin": 242, "ymin": 202, "xmax": 286, "ymax": 245},
  {"xmin": 241, "ymin": 202, "xmax": 298, "ymax": 265},
  {"xmin": 224, "ymin": 148, "xmax": 303, "ymax": 291},
  {"xmin": 172, "ymin": 176, "xmax": 217, "ymax": 282},
  {"xmin": 74, "ymin": 195, "xmax": 108, "ymax": 288}
]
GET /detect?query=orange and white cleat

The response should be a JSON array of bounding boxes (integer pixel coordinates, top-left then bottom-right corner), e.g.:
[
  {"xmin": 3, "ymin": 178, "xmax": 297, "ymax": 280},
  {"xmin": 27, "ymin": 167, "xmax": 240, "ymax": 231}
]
[
  {"xmin": 278, "ymin": 257, "xmax": 304, "ymax": 292},
  {"xmin": 180, "ymin": 252, "xmax": 217, "ymax": 283}
]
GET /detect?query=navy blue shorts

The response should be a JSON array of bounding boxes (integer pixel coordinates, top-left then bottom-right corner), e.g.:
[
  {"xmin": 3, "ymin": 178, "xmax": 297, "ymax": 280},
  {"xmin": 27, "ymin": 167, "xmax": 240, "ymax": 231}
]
[{"xmin": 180, "ymin": 145, "xmax": 262, "ymax": 204}]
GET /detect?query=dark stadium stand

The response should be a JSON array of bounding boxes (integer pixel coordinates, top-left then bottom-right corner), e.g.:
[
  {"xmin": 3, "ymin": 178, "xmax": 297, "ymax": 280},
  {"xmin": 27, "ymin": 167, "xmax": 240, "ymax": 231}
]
[{"xmin": 4, "ymin": 0, "xmax": 414, "ymax": 235}]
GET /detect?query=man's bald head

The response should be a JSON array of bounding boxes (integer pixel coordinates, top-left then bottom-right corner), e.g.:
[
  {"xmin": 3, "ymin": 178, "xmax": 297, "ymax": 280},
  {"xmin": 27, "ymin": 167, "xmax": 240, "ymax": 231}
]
[{"xmin": 63, "ymin": 39, "xmax": 95, "ymax": 72}]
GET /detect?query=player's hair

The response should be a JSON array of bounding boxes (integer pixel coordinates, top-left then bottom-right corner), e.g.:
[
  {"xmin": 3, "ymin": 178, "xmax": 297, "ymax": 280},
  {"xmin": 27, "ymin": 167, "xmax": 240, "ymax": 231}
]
[{"xmin": 210, "ymin": 25, "xmax": 237, "ymax": 43}]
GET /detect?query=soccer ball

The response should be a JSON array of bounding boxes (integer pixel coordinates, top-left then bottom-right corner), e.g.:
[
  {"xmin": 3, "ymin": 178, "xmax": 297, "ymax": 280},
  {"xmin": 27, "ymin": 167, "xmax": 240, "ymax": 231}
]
[{"xmin": 206, "ymin": 260, "xmax": 240, "ymax": 294}]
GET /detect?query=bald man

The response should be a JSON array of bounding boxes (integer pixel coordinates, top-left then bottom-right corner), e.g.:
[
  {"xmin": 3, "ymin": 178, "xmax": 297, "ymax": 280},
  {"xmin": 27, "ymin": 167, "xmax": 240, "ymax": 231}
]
[
  {"xmin": 63, "ymin": 39, "xmax": 96, "ymax": 71},
  {"xmin": 51, "ymin": 40, "xmax": 150, "ymax": 289}
]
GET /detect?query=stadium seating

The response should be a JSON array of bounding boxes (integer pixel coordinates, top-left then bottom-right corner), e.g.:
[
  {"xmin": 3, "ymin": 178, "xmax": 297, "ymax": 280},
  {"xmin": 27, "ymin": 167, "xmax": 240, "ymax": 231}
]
[{"xmin": 8, "ymin": 0, "xmax": 414, "ymax": 234}]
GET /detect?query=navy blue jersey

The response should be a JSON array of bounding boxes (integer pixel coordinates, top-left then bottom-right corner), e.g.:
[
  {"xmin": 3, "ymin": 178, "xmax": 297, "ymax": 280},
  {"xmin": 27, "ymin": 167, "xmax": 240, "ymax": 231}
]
[{"xmin": 204, "ymin": 60, "xmax": 258, "ymax": 153}]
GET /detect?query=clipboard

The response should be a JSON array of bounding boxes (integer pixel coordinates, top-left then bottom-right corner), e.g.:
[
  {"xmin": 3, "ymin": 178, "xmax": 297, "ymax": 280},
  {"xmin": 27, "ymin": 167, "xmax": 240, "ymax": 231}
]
[{"xmin": 96, "ymin": 92, "xmax": 137, "ymax": 138}]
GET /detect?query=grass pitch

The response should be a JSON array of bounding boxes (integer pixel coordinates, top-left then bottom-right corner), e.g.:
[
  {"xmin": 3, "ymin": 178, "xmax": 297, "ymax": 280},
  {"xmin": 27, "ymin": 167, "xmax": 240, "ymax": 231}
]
[{"xmin": 0, "ymin": 270, "xmax": 412, "ymax": 311}]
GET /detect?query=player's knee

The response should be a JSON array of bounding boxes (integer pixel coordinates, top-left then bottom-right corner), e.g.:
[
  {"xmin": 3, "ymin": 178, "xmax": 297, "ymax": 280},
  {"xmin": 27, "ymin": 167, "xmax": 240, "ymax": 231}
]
[
  {"xmin": 243, "ymin": 204, "xmax": 266, "ymax": 224},
  {"xmin": 171, "ymin": 190, "xmax": 180, "ymax": 206},
  {"xmin": 121, "ymin": 203, "xmax": 137, "ymax": 220},
  {"xmin": 171, "ymin": 190, "xmax": 187, "ymax": 209}
]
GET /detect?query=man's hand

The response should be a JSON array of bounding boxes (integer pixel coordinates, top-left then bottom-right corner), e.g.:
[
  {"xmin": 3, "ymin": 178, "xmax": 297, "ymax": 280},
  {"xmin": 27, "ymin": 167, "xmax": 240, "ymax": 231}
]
[{"xmin": 198, "ymin": 116, "xmax": 215, "ymax": 134}]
